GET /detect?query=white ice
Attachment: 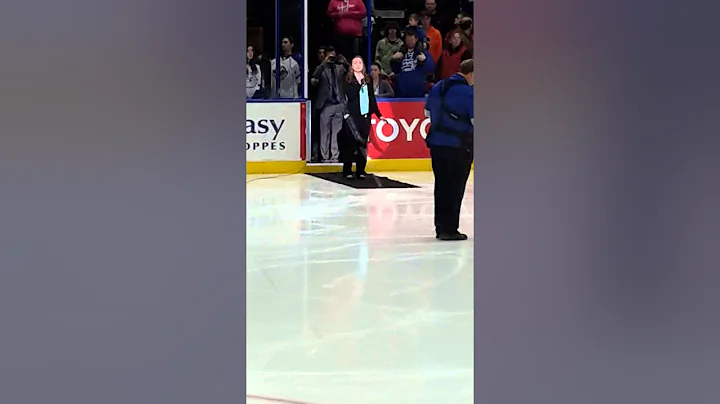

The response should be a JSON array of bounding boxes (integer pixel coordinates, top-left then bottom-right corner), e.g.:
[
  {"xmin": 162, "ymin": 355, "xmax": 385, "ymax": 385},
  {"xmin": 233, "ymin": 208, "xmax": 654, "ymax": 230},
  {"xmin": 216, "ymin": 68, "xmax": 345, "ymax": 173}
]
[{"xmin": 247, "ymin": 172, "xmax": 474, "ymax": 404}]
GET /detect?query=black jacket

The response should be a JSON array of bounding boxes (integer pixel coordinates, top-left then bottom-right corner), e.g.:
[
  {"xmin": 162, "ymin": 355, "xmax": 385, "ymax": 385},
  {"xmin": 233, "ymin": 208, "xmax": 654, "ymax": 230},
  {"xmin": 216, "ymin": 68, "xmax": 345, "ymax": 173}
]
[
  {"xmin": 312, "ymin": 61, "xmax": 347, "ymax": 110},
  {"xmin": 256, "ymin": 56, "xmax": 272, "ymax": 94},
  {"xmin": 343, "ymin": 77, "xmax": 382, "ymax": 119}
]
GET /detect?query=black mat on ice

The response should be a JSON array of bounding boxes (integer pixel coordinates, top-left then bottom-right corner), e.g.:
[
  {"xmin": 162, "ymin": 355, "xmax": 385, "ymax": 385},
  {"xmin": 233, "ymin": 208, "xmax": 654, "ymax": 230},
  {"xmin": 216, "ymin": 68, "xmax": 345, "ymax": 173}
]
[{"xmin": 307, "ymin": 173, "xmax": 419, "ymax": 189}]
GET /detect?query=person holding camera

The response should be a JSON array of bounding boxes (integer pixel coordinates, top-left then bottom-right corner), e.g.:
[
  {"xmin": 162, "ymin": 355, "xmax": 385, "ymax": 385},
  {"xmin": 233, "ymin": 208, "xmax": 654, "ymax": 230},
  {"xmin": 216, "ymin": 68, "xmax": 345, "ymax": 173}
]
[{"xmin": 311, "ymin": 47, "xmax": 348, "ymax": 163}]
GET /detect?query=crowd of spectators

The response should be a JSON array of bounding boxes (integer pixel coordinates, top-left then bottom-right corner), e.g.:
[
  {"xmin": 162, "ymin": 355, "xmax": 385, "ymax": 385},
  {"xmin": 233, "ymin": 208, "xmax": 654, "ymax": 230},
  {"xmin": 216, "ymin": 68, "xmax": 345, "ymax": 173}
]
[
  {"xmin": 246, "ymin": 37, "xmax": 303, "ymax": 100},
  {"xmin": 246, "ymin": 0, "xmax": 473, "ymax": 101},
  {"xmin": 246, "ymin": 0, "xmax": 473, "ymax": 163}
]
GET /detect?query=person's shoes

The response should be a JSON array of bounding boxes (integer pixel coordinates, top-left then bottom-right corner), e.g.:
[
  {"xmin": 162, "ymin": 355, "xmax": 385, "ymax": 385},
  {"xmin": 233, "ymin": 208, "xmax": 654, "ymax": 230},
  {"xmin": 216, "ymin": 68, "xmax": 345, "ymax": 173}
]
[
  {"xmin": 343, "ymin": 172, "xmax": 354, "ymax": 179},
  {"xmin": 356, "ymin": 172, "xmax": 367, "ymax": 179},
  {"xmin": 437, "ymin": 232, "xmax": 468, "ymax": 241}
]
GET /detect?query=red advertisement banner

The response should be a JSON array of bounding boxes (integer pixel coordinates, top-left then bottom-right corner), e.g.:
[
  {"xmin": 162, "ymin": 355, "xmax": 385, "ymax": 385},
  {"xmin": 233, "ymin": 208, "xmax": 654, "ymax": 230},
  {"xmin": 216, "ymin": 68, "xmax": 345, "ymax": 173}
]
[{"xmin": 368, "ymin": 100, "xmax": 430, "ymax": 159}]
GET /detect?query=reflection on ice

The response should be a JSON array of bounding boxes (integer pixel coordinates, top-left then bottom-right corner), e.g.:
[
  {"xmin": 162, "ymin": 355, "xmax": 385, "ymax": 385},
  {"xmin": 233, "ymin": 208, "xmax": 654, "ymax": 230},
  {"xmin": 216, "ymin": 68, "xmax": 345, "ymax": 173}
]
[{"xmin": 247, "ymin": 172, "xmax": 474, "ymax": 404}]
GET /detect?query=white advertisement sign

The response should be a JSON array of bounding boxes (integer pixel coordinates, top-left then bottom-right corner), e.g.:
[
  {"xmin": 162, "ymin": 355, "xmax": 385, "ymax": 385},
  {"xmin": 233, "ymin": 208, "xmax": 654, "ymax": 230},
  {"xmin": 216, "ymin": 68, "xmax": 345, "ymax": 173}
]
[{"xmin": 246, "ymin": 102, "xmax": 302, "ymax": 162}]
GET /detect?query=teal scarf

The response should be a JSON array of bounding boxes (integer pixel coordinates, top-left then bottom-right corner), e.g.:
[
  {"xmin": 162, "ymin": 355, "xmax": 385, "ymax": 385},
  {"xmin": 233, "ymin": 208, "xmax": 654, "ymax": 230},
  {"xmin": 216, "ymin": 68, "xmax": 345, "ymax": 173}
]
[{"xmin": 359, "ymin": 83, "xmax": 369, "ymax": 115}]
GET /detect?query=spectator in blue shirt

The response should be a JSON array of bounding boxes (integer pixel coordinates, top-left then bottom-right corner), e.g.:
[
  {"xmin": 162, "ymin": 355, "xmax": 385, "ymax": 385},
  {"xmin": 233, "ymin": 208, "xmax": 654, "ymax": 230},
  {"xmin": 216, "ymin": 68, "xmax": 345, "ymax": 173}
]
[
  {"xmin": 424, "ymin": 59, "xmax": 474, "ymax": 240},
  {"xmin": 402, "ymin": 13, "xmax": 427, "ymax": 52},
  {"xmin": 390, "ymin": 28, "xmax": 435, "ymax": 98}
]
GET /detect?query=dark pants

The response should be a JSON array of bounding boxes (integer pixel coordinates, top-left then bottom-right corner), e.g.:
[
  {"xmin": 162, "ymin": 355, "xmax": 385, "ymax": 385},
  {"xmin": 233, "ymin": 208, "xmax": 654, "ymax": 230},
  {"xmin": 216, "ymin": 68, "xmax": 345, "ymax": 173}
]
[
  {"xmin": 430, "ymin": 145, "xmax": 473, "ymax": 235},
  {"xmin": 340, "ymin": 114, "xmax": 371, "ymax": 175}
]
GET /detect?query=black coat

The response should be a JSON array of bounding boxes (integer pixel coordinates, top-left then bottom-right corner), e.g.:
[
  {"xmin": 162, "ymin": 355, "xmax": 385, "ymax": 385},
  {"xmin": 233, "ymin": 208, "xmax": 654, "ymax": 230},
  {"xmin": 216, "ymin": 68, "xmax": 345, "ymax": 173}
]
[
  {"xmin": 339, "ymin": 76, "xmax": 384, "ymax": 159},
  {"xmin": 343, "ymin": 76, "xmax": 382, "ymax": 120},
  {"xmin": 257, "ymin": 57, "xmax": 271, "ymax": 92},
  {"xmin": 312, "ymin": 62, "xmax": 347, "ymax": 110}
]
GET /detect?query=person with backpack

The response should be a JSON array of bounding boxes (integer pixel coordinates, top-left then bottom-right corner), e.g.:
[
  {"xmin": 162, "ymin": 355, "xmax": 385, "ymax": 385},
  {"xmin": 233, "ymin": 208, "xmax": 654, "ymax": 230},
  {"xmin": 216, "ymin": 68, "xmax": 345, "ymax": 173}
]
[{"xmin": 424, "ymin": 59, "xmax": 474, "ymax": 241}]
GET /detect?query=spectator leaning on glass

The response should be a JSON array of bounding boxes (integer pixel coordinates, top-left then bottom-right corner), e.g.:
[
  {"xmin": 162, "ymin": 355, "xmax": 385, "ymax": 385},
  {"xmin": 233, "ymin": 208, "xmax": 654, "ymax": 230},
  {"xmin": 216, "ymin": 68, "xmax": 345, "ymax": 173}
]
[
  {"xmin": 390, "ymin": 28, "xmax": 435, "ymax": 98},
  {"xmin": 270, "ymin": 37, "xmax": 301, "ymax": 98},
  {"xmin": 374, "ymin": 21, "xmax": 402, "ymax": 74},
  {"xmin": 311, "ymin": 48, "xmax": 348, "ymax": 163},
  {"xmin": 370, "ymin": 63, "xmax": 394, "ymax": 98}
]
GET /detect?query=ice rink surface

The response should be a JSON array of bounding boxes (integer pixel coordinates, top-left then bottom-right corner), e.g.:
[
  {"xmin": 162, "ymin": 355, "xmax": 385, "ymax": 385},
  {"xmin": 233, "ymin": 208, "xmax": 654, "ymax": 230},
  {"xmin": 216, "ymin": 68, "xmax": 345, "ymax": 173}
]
[{"xmin": 247, "ymin": 172, "xmax": 474, "ymax": 404}]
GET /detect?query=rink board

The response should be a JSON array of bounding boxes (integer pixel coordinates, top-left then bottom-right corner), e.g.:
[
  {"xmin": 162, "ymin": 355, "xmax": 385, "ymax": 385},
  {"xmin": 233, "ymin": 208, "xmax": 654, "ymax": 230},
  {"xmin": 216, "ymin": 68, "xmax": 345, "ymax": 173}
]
[
  {"xmin": 246, "ymin": 159, "xmax": 433, "ymax": 175},
  {"xmin": 246, "ymin": 99, "xmax": 469, "ymax": 174}
]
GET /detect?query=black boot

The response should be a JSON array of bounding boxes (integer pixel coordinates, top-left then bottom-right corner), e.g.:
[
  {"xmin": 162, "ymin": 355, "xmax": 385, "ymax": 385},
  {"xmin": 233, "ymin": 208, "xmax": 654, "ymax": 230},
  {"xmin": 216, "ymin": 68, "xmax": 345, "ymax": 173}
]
[
  {"xmin": 437, "ymin": 232, "xmax": 468, "ymax": 241},
  {"xmin": 356, "ymin": 160, "xmax": 367, "ymax": 179},
  {"xmin": 342, "ymin": 162, "xmax": 353, "ymax": 179}
]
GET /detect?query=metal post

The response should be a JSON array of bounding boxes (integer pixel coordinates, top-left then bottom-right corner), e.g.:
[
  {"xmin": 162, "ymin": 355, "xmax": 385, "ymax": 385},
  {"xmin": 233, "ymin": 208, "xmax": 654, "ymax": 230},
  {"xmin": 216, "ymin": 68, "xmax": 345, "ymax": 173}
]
[
  {"xmin": 366, "ymin": 0, "xmax": 372, "ymax": 71},
  {"xmin": 302, "ymin": 0, "xmax": 308, "ymax": 98},
  {"xmin": 275, "ymin": 0, "xmax": 281, "ymax": 98}
]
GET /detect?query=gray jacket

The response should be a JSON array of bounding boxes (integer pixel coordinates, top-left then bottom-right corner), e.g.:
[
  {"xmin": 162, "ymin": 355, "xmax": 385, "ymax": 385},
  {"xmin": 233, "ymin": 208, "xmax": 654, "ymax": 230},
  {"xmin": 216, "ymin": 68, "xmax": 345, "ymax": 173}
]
[
  {"xmin": 312, "ymin": 61, "xmax": 347, "ymax": 110},
  {"xmin": 374, "ymin": 79, "xmax": 395, "ymax": 98}
]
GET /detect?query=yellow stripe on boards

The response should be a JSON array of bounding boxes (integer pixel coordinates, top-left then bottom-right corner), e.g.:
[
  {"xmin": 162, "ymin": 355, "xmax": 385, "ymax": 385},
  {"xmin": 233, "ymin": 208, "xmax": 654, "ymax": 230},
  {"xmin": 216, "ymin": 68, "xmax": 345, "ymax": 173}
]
[{"xmin": 246, "ymin": 159, "xmax": 473, "ymax": 175}]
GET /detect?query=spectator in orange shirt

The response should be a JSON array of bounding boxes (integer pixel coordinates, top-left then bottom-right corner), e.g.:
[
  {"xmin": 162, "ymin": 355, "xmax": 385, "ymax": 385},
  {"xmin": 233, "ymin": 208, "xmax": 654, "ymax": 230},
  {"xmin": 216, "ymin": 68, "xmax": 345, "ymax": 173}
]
[{"xmin": 421, "ymin": 11, "xmax": 443, "ymax": 68}]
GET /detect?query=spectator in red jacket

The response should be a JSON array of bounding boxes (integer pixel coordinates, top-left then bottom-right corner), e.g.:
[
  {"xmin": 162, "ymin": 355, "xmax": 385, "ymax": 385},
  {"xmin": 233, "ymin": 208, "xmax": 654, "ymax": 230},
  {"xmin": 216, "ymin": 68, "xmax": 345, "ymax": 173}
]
[
  {"xmin": 436, "ymin": 31, "xmax": 473, "ymax": 80},
  {"xmin": 327, "ymin": 0, "xmax": 367, "ymax": 58}
]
